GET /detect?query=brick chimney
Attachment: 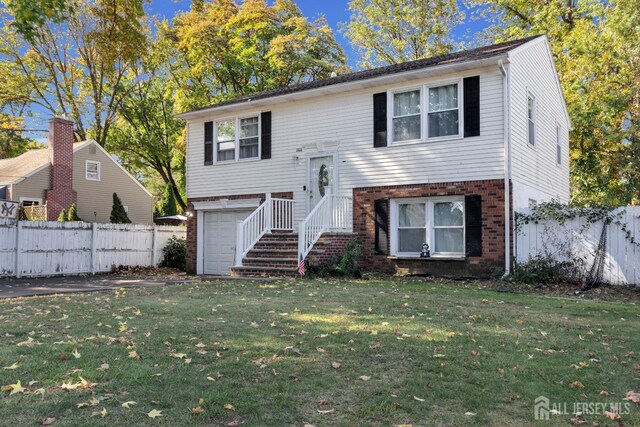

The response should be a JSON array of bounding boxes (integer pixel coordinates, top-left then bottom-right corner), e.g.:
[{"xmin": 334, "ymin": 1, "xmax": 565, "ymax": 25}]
[{"xmin": 45, "ymin": 116, "xmax": 77, "ymax": 220}]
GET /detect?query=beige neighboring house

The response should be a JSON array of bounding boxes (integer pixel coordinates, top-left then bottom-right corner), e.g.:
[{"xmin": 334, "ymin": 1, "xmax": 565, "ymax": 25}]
[{"xmin": 0, "ymin": 117, "xmax": 153, "ymax": 223}]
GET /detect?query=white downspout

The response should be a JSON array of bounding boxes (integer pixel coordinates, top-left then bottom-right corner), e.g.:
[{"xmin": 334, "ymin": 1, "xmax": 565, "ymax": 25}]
[{"xmin": 499, "ymin": 60, "xmax": 511, "ymax": 276}]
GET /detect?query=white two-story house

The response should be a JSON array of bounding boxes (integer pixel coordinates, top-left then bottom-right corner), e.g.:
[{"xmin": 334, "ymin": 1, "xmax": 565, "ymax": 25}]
[{"xmin": 178, "ymin": 35, "xmax": 570, "ymax": 277}]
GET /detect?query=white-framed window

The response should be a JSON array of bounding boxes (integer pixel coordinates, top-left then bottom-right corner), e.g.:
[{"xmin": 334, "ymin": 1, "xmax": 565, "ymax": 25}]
[
  {"xmin": 527, "ymin": 92, "xmax": 536, "ymax": 146},
  {"xmin": 20, "ymin": 197, "xmax": 42, "ymax": 206},
  {"xmin": 391, "ymin": 197, "xmax": 465, "ymax": 257},
  {"xmin": 389, "ymin": 80, "xmax": 462, "ymax": 144},
  {"xmin": 86, "ymin": 160, "xmax": 100, "ymax": 181},
  {"xmin": 556, "ymin": 124, "xmax": 562, "ymax": 165},
  {"xmin": 215, "ymin": 115, "xmax": 260, "ymax": 163}
]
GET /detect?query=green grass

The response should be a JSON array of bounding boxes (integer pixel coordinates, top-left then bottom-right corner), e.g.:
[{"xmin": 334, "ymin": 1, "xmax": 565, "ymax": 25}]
[{"xmin": 0, "ymin": 278, "xmax": 638, "ymax": 426}]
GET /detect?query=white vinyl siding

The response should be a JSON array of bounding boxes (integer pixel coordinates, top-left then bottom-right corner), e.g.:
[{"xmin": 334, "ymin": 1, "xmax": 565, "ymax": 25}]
[{"xmin": 508, "ymin": 37, "xmax": 570, "ymax": 209}]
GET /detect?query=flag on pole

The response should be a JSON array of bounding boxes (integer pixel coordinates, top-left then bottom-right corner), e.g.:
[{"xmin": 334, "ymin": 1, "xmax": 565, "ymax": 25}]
[{"xmin": 298, "ymin": 253, "xmax": 305, "ymax": 277}]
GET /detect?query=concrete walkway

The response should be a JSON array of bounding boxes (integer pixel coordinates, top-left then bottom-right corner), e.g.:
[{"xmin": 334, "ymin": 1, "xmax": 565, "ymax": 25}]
[{"xmin": 0, "ymin": 274, "xmax": 201, "ymax": 299}]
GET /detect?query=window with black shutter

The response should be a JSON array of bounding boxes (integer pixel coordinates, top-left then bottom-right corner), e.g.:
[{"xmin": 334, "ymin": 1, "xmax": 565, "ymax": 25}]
[
  {"xmin": 463, "ymin": 76, "xmax": 480, "ymax": 137},
  {"xmin": 374, "ymin": 199, "xmax": 389, "ymax": 255},
  {"xmin": 204, "ymin": 121, "xmax": 213, "ymax": 165},
  {"xmin": 464, "ymin": 195, "xmax": 482, "ymax": 257}
]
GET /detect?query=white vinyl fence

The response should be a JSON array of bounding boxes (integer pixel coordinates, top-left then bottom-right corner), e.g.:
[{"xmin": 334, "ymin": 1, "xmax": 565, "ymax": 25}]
[
  {"xmin": 0, "ymin": 219, "xmax": 185, "ymax": 278},
  {"xmin": 516, "ymin": 206, "xmax": 640, "ymax": 285}
]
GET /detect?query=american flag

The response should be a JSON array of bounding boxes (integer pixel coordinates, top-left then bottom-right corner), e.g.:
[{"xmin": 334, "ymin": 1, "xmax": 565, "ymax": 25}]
[{"xmin": 298, "ymin": 253, "xmax": 305, "ymax": 277}]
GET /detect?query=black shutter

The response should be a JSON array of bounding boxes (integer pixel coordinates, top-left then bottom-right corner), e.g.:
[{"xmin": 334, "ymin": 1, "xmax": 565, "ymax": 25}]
[
  {"xmin": 465, "ymin": 195, "xmax": 482, "ymax": 257},
  {"xmin": 261, "ymin": 111, "xmax": 272, "ymax": 159},
  {"xmin": 204, "ymin": 121, "xmax": 213, "ymax": 165},
  {"xmin": 374, "ymin": 199, "xmax": 389, "ymax": 255},
  {"xmin": 463, "ymin": 76, "xmax": 480, "ymax": 138},
  {"xmin": 373, "ymin": 92, "xmax": 387, "ymax": 147}
]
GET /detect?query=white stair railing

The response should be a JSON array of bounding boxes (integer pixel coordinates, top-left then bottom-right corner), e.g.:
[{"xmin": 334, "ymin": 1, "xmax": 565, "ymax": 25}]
[
  {"xmin": 236, "ymin": 196, "xmax": 294, "ymax": 266},
  {"xmin": 298, "ymin": 188, "xmax": 353, "ymax": 263}
]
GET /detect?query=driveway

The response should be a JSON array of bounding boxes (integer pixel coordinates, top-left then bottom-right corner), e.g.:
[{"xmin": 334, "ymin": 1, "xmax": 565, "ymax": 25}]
[{"xmin": 0, "ymin": 274, "xmax": 201, "ymax": 298}]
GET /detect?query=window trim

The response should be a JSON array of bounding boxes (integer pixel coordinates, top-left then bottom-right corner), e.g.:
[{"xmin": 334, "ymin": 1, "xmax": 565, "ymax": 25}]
[
  {"xmin": 387, "ymin": 78, "xmax": 464, "ymax": 146},
  {"xmin": 390, "ymin": 196, "xmax": 466, "ymax": 258},
  {"xmin": 556, "ymin": 122, "xmax": 562, "ymax": 166},
  {"xmin": 19, "ymin": 197, "xmax": 42, "ymax": 206},
  {"xmin": 213, "ymin": 114, "xmax": 261, "ymax": 164},
  {"xmin": 527, "ymin": 92, "xmax": 536, "ymax": 147},
  {"xmin": 85, "ymin": 160, "xmax": 101, "ymax": 181}
]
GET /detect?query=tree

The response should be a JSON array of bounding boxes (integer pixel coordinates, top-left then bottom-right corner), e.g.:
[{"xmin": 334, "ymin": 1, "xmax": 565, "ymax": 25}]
[
  {"xmin": 157, "ymin": 183, "xmax": 178, "ymax": 217},
  {"xmin": 344, "ymin": 0, "xmax": 463, "ymax": 68},
  {"xmin": 57, "ymin": 208, "xmax": 67, "ymax": 222},
  {"xmin": 110, "ymin": 192, "xmax": 131, "ymax": 224},
  {"xmin": 169, "ymin": 0, "xmax": 349, "ymax": 111},
  {"xmin": 471, "ymin": 0, "xmax": 640, "ymax": 205},
  {"xmin": 5, "ymin": 0, "xmax": 73, "ymax": 41},
  {"xmin": 67, "ymin": 203, "xmax": 81, "ymax": 221},
  {"xmin": 0, "ymin": 112, "xmax": 41, "ymax": 158},
  {"xmin": 0, "ymin": 0, "xmax": 148, "ymax": 146}
]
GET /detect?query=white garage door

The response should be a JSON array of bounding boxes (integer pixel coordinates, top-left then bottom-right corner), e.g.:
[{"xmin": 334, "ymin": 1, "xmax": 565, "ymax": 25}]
[{"xmin": 203, "ymin": 210, "xmax": 252, "ymax": 275}]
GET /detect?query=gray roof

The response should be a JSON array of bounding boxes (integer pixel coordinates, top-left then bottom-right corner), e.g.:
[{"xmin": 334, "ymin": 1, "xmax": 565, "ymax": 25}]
[
  {"xmin": 182, "ymin": 36, "xmax": 539, "ymax": 115},
  {"xmin": 0, "ymin": 142, "xmax": 84, "ymax": 184}
]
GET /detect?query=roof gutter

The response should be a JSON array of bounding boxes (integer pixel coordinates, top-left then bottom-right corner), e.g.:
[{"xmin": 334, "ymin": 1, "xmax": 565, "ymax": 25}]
[
  {"xmin": 498, "ymin": 59, "xmax": 512, "ymax": 277},
  {"xmin": 177, "ymin": 55, "xmax": 509, "ymax": 120}
]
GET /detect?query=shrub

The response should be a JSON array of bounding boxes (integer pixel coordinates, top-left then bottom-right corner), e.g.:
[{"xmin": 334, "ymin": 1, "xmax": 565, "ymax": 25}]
[
  {"xmin": 158, "ymin": 184, "xmax": 177, "ymax": 217},
  {"xmin": 507, "ymin": 255, "xmax": 580, "ymax": 285},
  {"xmin": 110, "ymin": 192, "xmax": 131, "ymax": 224},
  {"xmin": 307, "ymin": 239, "xmax": 363, "ymax": 278},
  {"xmin": 57, "ymin": 208, "xmax": 67, "ymax": 222},
  {"xmin": 67, "ymin": 203, "xmax": 82, "ymax": 221},
  {"xmin": 160, "ymin": 236, "xmax": 186, "ymax": 271}
]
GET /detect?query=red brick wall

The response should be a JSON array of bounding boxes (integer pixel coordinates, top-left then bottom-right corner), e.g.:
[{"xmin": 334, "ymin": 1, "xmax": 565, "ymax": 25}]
[
  {"xmin": 306, "ymin": 233, "xmax": 358, "ymax": 266},
  {"xmin": 353, "ymin": 180, "xmax": 512, "ymax": 277},
  {"xmin": 186, "ymin": 192, "xmax": 293, "ymax": 274},
  {"xmin": 46, "ymin": 117, "xmax": 77, "ymax": 220}
]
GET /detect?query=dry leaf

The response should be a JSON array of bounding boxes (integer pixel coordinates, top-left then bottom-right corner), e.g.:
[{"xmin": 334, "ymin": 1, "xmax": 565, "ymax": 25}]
[
  {"xmin": 224, "ymin": 403, "xmax": 235, "ymax": 411},
  {"xmin": 72, "ymin": 349, "xmax": 81, "ymax": 359},
  {"xmin": 317, "ymin": 409, "xmax": 335, "ymax": 414},
  {"xmin": 8, "ymin": 380, "xmax": 25, "ymax": 395},
  {"xmin": 358, "ymin": 375, "xmax": 371, "ymax": 381},
  {"xmin": 413, "ymin": 396, "xmax": 425, "ymax": 402},
  {"xmin": 3, "ymin": 363, "xmax": 19, "ymax": 370},
  {"xmin": 170, "ymin": 353, "xmax": 187, "ymax": 359},
  {"xmin": 624, "ymin": 391, "xmax": 640, "ymax": 403},
  {"xmin": 569, "ymin": 381, "xmax": 584, "ymax": 388},
  {"xmin": 121, "ymin": 401, "xmax": 137, "ymax": 409},
  {"xmin": 331, "ymin": 362, "xmax": 341, "ymax": 369},
  {"xmin": 91, "ymin": 408, "xmax": 107, "ymax": 418},
  {"xmin": 570, "ymin": 418, "xmax": 587, "ymax": 425},
  {"xmin": 98, "ymin": 364, "xmax": 109, "ymax": 371},
  {"xmin": 128, "ymin": 351, "xmax": 140, "ymax": 360},
  {"xmin": 604, "ymin": 411, "xmax": 621, "ymax": 420},
  {"xmin": 147, "ymin": 409, "xmax": 163, "ymax": 418},
  {"xmin": 464, "ymin": 412, "xmax": 476, "ymax": 416},
  {"xmin": 42, "ymin": 418, "xmax": 56, "ymax": 426},
  {"xmin": 192, "ymin": 406, "xmax": 204, "ymax": 414}
]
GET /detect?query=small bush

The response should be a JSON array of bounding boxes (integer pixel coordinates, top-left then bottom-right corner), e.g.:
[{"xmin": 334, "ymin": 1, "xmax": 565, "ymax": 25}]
[
  {"xmin": 67, "ymin": 203, "xmax": 82, "ymax": 221},
  {"xmin": 160, "ymin": 236, "xmax": 186, "ymax": 271},
  {"xmin": 507, "ymin": 255, "xmax": 579, "ymax": 285},
  {"xmin": 110, "ymin": 192, "xmax": 131, "ymax": 224},
  {"xmin": 307, "ymin": 239, "xmax": 363, "ymax": 278},
  {"xmin": 57, "ymin": 208, "xmax": 67, "ymax": 222}
]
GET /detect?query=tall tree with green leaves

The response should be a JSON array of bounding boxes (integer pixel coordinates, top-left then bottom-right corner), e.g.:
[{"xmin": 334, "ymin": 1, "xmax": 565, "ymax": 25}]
[
  {"xmin": 344, "ymin": 0, "xmax": 464, "ymax": 68},
  {"xmin": 168, "ymin": 0, "xmax": 349, "ymax": 111},
  {"xmin": 157, "ymin": 183, "xmax": 178, "ymax": 217},
  {"xmin": 471, "ymin": 0, "xmax": 640, "ymax": 205},
  {"xmin": 0, "ymin": 0, "xmax": 148, "ymax": 146},
  {"xmin": 5, "ymin": 0, "xmax": 73, "ymax": 41}
]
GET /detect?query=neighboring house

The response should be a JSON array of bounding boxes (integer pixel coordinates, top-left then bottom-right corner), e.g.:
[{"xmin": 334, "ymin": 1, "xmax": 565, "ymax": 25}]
[
  {"xmin": 178, "ymin": 35, "xmax": 571, "ymax": 277},
  {"xmin": 0, "ymin": 117, "xmax": 153, "ymax": 224}
]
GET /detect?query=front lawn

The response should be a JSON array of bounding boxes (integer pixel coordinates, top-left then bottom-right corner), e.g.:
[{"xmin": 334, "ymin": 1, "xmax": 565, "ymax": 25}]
[{"xmin": 1, "ymin": 278, "xmax": 638, "ymax": 426}]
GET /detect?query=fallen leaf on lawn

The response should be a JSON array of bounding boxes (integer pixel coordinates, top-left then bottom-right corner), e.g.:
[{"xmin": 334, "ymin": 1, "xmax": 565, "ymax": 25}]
[
  {"xmin": 91, "ymin": 408, "xmax": 107, "ymax": 418},
  {"xmin": 395, "ymin": 425, "xmax": 412, "ymax": 427},
  {"xmin": 42, "ymin": 418, "xmax": 56, "ymax": 426},
  {"xmin": 192, "ymin": 406, "xmax": 204, "ymax": 414},
  {"xmin": 17, "ymin": 337, "xmax": 41, "ymax": 347},
  {"xmin": 224, "ymin": 403, "xmax": 235, "ymax": 411},
  {"xmin": 60, "ymin": 377, "xmax": 96, "ymax": 391},
  {"xmin": 28, "ymin": 381, "xmax": 38, "ymax": 386},
  {"xmin": 195, "ymin": 343, "xmax": 206, "ymax": 348},
  {"xmin": 304, "ymin": 424, "xmax": 316, "ymax": 427},
  {"xmin": 604, "ymin": 411, "xmax": 621, "ymax": 420},
  {"xmin": 600, "ymin": 390, "xmax": 610, "ymax": 396},
  {"xmin": 34, "ymin": 388, "xmax": 45, "ymax": 396},
  {"xmin": 3, "ymin": 363, "xmax": 19, "ymax": 370},
  {"xmin": 317, "ymin": 348, "xmax": 325, "ymax": 353},
  {"xmin": 331, "ymin": 362, "xmax": 341, "ymax": 369},
  {"xmin": 568, "ymin": 381, "xmax": 584, "ymax": 388},
  {"xmin": 170, "ymin": 353, "xmax": 187, "ymax": 359},
  {"xmin": 413, "ymin": 396, "xmax": 425, "ymax": 402},
  {"xmin": 433, "ymin": 354, "xmax": 446, "ymax": 358},
  {"xmin": 358, "ymin": 375, "xmax": 371, "ymax": 381},
  {"xmin": 98, "ymin": 364, "xmax": 109, "ymax": 371},
  {"xmin": 317, "ymin": 409, "xmax": 335, "ymax": 414},
  {"xmin": 147, "ymin": 409, "xmax": 163, "ymax": 418},
  {"xmin": 624, "ymin": 391, "xmax": 640, "ymax": 403},
  {"xmin": 8, "ymin": 380, "xmax": 25, "ymax": 395},
  {"xmin": 128, "ymin": 351, "xmax": 140, "ymax": 360},
  {"xmin": 121, "ymin": 401, "xmax": 137, "ymax": 409},
  {"xmin": 184, "ymin": 359, "xmax": 191, "ymax": 364},
  {"xmin": 464, "ymin": 412, "xmax": 476, "ymax": 416},
  {"xmin": 570, "ymin": 418, "xmax": 587, "ymax": 425},
  {"xmin": 72, "ymin": 349, "xmax": 81, "ymax": 359}
]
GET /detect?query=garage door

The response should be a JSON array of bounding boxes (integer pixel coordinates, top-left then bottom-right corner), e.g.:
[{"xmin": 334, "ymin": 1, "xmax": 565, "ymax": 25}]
[{"xmin": 203, "ymin": 210, "xmax": 252, "ymax": 275}]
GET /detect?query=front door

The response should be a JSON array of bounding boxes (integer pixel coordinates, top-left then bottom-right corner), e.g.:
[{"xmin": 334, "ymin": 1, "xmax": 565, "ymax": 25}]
[{"xmin": 308, "ymin": 155, "xmax": 334, "ymax": 211}]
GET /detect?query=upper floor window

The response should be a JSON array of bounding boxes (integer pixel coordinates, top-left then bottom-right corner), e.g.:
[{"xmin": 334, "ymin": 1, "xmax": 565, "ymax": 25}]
[
  {"xmin": 86, "ymin": 160, "xmax": 100, "ymax": 181},
  {"xmin": 527, "ymin": 93, "xmax": 536, "ymax": 146},
  {"xmin": 556, "ymin": 124, "xmax": 562, "ymax": 165},
  {"xmin": 215, "ymin": 116, "xmax": 260, "ymax": 163},
  {"xmin": 390, "ymin": 81, "xmax": 461, "ymax": 144}
]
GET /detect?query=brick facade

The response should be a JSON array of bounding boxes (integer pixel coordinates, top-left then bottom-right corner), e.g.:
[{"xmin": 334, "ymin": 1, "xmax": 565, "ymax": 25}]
[
  {"xmin": 185, "ymin": 192, "xmax": 293, "ymax": 274},
  {"xmin": 46, "ymin": 117, "xmax": 77, "ymax": 220},
  {"xmin": 306, "ymin": 232, "xmax": 358, "ymax": 267},
  {"xmin": 353, "ymin": 179, "xmax": 512, "ymax": 277}
]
